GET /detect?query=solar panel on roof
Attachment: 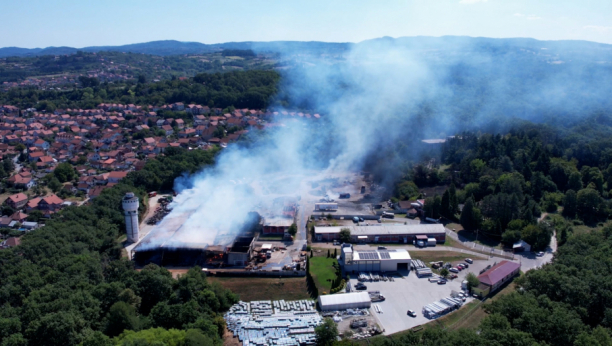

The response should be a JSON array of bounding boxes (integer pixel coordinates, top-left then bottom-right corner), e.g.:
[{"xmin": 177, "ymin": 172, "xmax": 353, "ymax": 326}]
[
  {"xmin": 379, "ymin": 251, "xmax": 391, "ymax": 259},
  {"xmin": 358, "ymin": 251, "xmax": 379, "ymax": 260}
]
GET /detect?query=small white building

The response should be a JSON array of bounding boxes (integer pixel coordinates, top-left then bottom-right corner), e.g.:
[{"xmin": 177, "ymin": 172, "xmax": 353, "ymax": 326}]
[
  {"xmin": 513, "ymin": 239, "xmax": 531, "ymax": 252},
  {"xmin": 318, "ymin": 292, "xmax": 371, "ymax": 311},
  {"xmin": 340, "ymin": 244, "xmax": 411, "ymax": 273}
]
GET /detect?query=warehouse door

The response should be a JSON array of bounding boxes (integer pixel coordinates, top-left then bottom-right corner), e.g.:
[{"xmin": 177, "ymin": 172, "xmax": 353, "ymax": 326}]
[{"xmin": 397, "ymin": 263, "xmax": 408, "ymax": 270}]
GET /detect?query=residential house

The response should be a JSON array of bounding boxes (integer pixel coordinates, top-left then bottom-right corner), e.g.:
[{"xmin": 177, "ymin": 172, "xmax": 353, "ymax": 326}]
[
  {"xmin": 0, "ymin": 237, "xmax": 21, "ymax": 249},
  {"xmin": 108, "ymin": 171, "xmax": 128, "ymax": 184},
  {"xmin": 7, "ymin": 172, "xmax": 35, "ymax": 189},
  {"xmin": 6, "ymin": 193, "xmax": 28, "ymax": 209}
]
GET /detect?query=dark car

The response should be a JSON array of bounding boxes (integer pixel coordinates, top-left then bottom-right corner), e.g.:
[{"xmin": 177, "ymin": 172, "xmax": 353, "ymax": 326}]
[
  {"xmin": 355, "ymin": 283, "xmax": 367, "ymax": 290},
  {"xmin": 437, "ymin": 279, "xmax": 447, "ymax": 285},
  {"xmin": 407, "ymin": 310, "xmax": 417, "ymax": 317}
]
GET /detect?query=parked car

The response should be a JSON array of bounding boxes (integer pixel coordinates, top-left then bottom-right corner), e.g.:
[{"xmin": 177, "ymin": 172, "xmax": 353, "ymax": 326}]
[
  {"xmin": 462, "ymin": 263, "xmax": 469, "ymax": 268},
  {"xmin": 465, "ymin": 258, "xmax": 473, "ymax": 264},
  {"xmin": 437, "ymin": 279, "xmax": 447, "ymax": 285},
  {"xmin": 359, "ymin": 217, "xmax": 365, "ymax": 222},
  {"xmin": 407, "ymin": 310, "xmax": 417, "ymax": 317},
  {"xmin": 416, "ymin": 240, "xmax": 426, "ymax": 247},
  {"xmin": 536, "ymin": 251, "xmax": 544, "ymax": 257},
  {"xmin": 449, "ymin": 274, "xmax": 458, "ymax": 279},
  {"xmin": 449, "ymin": 268, "xmax": 459, "ymax": 273},
  {"xmin": 378, "ymin": 246, "xmax": 387, "ymax": 250},
  {"xmin": 355, "ymin": 283, "xmax": 367, "ymax": 290}
]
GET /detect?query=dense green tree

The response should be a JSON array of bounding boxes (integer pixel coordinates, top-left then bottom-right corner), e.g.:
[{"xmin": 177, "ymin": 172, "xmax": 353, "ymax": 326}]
[
  {"xmin": 460, "ymin": 196, "xmax": 481, "ymax": 231},
  {"xmin": 53, "ymin": 162, "xmax": 76, "ymax": 183},
  {"xmin": 105, "ymin": 302, "xmax": 141, "ymax": 337},
  {"xmin": 315, "ymin": 318, "xmax": 338, "ymax": 346},
  {"xmin": 563, "ymin": 189, "xmax": 578, "ymax": 218},
  {"xmin": 287, "ymin": 223, "xmax": 297, "ymax": 236},
  {"xmin": 576, "ymin": 188, "xmax": 604, "ymax": 221},
  {"xmin": 339, "ymin": 228, "xmax": 351, "ymax": 243}
]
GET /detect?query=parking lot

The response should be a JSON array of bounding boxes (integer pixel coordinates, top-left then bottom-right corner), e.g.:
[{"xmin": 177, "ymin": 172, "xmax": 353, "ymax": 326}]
[{"xmin": 349, "ymin": 257, "xmax": 499, "ymax": 334}]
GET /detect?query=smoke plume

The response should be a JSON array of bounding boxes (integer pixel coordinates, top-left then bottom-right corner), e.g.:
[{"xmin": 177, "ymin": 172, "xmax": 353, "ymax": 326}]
[{"xmin": 138, "ymin": 36, "xmax": 612, "ymax": 250}]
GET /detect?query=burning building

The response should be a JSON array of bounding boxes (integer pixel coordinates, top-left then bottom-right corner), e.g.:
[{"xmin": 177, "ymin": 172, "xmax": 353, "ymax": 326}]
[{"xmin": 132, "ymin": 211, "xmax": 261, "ymax": 267}]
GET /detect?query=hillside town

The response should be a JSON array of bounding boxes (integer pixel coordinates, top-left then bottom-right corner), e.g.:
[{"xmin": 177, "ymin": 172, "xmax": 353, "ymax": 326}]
[{"xmin": 0, "ymin": 102, "xmax": 321, "ymax": 246}]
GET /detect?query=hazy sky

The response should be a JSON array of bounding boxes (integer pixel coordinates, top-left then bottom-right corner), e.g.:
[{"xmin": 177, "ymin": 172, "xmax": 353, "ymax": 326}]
[{"xmin": 2, "ymin": 0, "xmax": 612, "ymax": 48}]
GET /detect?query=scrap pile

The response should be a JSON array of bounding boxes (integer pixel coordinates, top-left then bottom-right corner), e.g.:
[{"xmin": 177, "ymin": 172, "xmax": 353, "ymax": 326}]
[
  {"xmin": 412, "ymin": 259, "xmax": 432, "ymax": 277},
  {"xmin": 422, "ymin": 296, "xmax": 464, "ymax": 319},
  {"xmin": 146, "ymin": 198, "xmax": 172, "ymax": 225},
  {"xmin": 225, "ymin": 300, "xmax": 321, "ymax": 346}
]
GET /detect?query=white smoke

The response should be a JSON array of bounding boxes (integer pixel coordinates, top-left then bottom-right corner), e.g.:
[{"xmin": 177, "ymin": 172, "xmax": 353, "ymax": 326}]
[{"xmin": 137, "ymin": 37, "xmax": 612, "ymax": 250}]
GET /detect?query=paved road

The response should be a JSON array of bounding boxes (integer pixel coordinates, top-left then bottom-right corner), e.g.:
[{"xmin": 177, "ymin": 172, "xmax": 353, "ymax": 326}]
[
  {"xmin": 444, "ymin": 228, "xmax": 514, "ymax": 258},
  {"xmin": 124, "ymin": 194, "xmax": 167, "ymax": 259}
]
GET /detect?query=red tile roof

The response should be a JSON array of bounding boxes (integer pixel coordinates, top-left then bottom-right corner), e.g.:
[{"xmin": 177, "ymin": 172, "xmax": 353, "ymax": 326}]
[
  {"xmin": 7, "ymin": 193, "xmax": 28, "ymax": 204},
  {"xmin": 477, "ymin": 260, "xmax": 520, "ymax": 286}
]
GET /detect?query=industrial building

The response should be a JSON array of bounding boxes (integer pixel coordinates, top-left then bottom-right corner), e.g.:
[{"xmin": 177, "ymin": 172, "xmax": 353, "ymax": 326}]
[
  {"xmin": 132, "ymin": 211, "xmax": 261, "ymax": 267},
  {"xmin": 262, "ymin": 217, "xmax": 293, "ymax": 235},
  {"xmin": 339, "ymin": 244, "xmax": 411, "ymax": 273},
  {"xmin": 314, "ymin": 224, "xmax": 446, "ymax": 244},
  {"xmin": 226, "ymin": 236, "xmax": 256, "ymax": 266},
  {"xmin": 314, "ymin": 203, "xmax": 338, "ymax": 211},
  {"xmin": 318, "ymin": 292, "xmax": 371, "ymax": 311},
  {"xmin": 475, "ymin": 260, "xmax": 521, "ymax": 296}
]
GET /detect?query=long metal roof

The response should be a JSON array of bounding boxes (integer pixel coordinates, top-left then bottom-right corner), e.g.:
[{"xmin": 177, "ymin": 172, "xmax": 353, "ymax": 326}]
[
  {"xmin": 318, "ymin": 292, "xmax": 370, "ymax": 307},
  {"xmin": 315, "ymin": 223, "xmax": 445, "ymax": 236}
]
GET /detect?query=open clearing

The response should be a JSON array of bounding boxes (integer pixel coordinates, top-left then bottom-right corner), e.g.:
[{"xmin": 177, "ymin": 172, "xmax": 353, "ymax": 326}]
[
  {"xmin": 309, "ymin": 256, "xmax": 339, "ymax": 293},
  {"xmin": 411, "ymin": 250, "xmax": 485, "ymax": 264},
  {"xmin": 207, "ymin": 277, "xmax": 310, "ymax": 301}
]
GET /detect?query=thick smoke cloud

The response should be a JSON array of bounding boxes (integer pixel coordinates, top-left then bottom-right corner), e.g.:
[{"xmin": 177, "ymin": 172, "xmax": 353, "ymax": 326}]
[{"xmin": 140, "ymin": 37, "xmax": 612, "ymax": 249}]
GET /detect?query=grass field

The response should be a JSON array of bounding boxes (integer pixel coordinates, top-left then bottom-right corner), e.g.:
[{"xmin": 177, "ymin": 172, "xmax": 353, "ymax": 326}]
[
  {"xmin": 438, "ymin": 281, "xmax": 517, "ymax": 330},
  {"xmin": 411, "ymin": 251, "xmax": 484, "ymax": 264},
  {"xmin": 207, "ymin": 277, "xmax": 310, "ymax": 301},
  {"xmin": 309, "ymin": 256, "xmax": 339, "ymax": 294}
]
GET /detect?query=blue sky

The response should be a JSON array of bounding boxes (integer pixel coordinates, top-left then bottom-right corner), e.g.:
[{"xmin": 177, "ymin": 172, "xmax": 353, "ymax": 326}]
[{"xmin": 2, "ymin": 0, "xmax": 612, "ymax": 48}]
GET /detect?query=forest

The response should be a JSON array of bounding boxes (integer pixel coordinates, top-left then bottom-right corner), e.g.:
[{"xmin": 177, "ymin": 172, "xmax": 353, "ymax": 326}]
[
  {"xmin": 0, "ymin": 148, "xmax": 235, "ymax": 346},
  {"xmin": 0, "ymin": 69, "xmax": 281, "ymax": 111},
  {"xmin": 0, "ymin": 50, "xmax": 275, "ymax": 84}
]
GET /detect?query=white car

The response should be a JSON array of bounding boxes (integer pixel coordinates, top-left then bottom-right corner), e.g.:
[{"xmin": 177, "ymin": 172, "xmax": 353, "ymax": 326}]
[
  {"xmin": 465, "ymin": 258, "xmax": 473, "ymax": 264},
  {"xmin": 536, "ymin": 251, "xmax": 544, "ymax": 257}
]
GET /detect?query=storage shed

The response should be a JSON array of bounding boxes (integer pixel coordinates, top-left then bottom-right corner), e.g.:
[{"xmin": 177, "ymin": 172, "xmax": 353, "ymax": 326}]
[{"xmin": 318, "ymin": 292, "xmax": 371, "ymax": 311}]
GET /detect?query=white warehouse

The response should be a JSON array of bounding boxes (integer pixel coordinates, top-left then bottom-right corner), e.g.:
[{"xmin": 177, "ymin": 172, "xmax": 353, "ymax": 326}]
[
  {"xmin": 339, "ymin": 244, "xmax": 411, "ymax": 273},
  {"xmin": 318, "ymin": 292, "xmax": 371, "ymax": 311}
]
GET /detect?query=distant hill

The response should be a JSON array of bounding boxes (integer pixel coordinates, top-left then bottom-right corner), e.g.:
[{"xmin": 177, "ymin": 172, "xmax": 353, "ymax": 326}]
[
  {"xmin": 1, "ymin": 36, "xmax": 610, "ymax": 61},
  {"xmin": 0, "ymin": 40, "xmax": 352, "ymax": 58}
]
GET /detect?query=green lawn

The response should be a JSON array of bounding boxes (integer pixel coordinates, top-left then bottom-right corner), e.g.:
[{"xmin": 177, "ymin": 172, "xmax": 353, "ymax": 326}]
[{"xmin": 309, "ymin": 256, "xmax": 339, "ymax": 294}]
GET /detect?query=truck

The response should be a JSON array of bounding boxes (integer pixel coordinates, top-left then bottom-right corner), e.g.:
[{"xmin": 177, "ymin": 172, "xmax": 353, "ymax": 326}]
[
  {"xmin": 315, "ymin": 203, "xmax": 338, "ymax": 211},
  {"xmin": 370, "ymin": 294, "xmax": 386, "ymax": 302},
  {"xmin": 381, "ymin": 212, "xmax": 394, "ymax": 219}
]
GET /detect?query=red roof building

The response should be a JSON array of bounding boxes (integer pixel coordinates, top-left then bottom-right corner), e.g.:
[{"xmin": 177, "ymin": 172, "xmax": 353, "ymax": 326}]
[
  {"xmin": 6, "ymin": 193, "xmax": 28, "ymax": 209},
  {"xmin": 476, "ymin": 260, "xmax": 521, "ymax": 296}
]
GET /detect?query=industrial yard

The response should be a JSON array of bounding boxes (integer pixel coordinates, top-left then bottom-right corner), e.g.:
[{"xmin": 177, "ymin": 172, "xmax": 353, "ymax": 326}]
[
  {"xmin": 225, "ymin": 300, "xmax": 321, "ymax": 346},
  {"xmin": 125, "ymin": 172, "xmax": 524, "ymax": 345},
  {"xmin": 344, "ymin": 256, "xmax": 499, "ymax": 335}
]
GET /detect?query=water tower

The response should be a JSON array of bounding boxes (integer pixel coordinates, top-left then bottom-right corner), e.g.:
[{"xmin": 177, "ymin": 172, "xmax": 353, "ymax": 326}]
[{"xmin": 123, "ymin": 192, "xmax": 139, "ymax": 243}]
